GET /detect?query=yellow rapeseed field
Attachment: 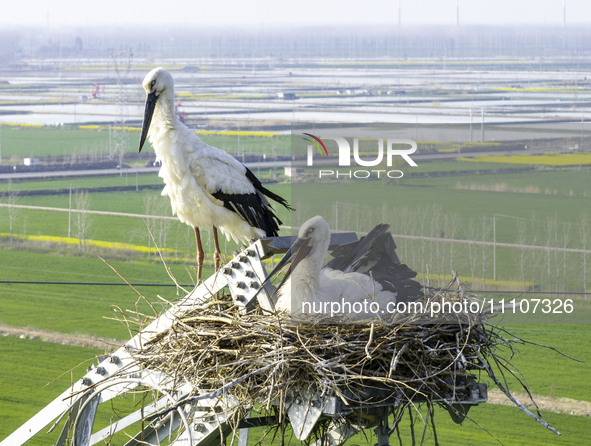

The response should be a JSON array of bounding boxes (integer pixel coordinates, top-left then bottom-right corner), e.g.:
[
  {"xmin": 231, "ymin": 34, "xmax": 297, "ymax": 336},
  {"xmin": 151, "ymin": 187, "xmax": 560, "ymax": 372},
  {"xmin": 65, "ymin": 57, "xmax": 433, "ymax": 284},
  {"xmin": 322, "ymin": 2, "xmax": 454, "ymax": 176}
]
[
  {"xmin": 1, "ymin": 233, "xmax": 174, "ymax": 255},
  {"xmin": 460, "ymin": 152, "xmax": 591, "ymax": 166}
]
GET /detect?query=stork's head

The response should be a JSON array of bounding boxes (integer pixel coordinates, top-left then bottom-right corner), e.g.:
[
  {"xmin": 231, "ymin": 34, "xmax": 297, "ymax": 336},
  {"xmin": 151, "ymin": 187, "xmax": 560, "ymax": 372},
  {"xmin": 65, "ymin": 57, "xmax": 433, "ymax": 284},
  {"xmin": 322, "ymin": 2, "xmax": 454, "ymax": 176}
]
[
  {"xmin": 296, "ymin": 215, "xmax": 330, "ymax": 258},
  {"xmin": 139, "ymin": 67, "xmax": 174, "ymax": 152},
  {"xmin": 278, "ymin": 216, "xmax": 331, "ymax": 269},
  {"xmin": 265, "ymin": 216, "xmax": 331, "ymax": 293}
]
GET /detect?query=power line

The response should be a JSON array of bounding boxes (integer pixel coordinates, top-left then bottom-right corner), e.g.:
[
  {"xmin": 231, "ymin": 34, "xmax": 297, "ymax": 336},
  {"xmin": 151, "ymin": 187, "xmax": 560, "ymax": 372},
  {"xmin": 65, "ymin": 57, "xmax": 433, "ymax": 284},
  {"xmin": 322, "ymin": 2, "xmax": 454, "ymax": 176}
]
[
  {"xmin": 0, "ymin": 203, "xmax": 178, "ymax": 221},
  {"xmin": 463, "ymin": 289, "xmax": 589, "ymax": 296},
  {"xmin": 0, "ymin": 280, "xmax": 192, "ymax": 287},
  {"xmin": 0, "ymin": 279, "xmax": 588, "ymax": 297},
  {"xmin": 391, "ymin": 232, "xmax": 591, "ymax": 255}
]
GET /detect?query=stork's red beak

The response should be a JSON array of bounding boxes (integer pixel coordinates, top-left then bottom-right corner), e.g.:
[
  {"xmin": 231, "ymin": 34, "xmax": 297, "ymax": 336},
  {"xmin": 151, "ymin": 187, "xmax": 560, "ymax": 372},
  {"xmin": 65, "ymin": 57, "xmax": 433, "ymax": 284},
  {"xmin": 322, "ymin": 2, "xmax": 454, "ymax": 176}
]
[{"xmin": 139, "ymin": 91, "xmax": 158, "ymax": 153}]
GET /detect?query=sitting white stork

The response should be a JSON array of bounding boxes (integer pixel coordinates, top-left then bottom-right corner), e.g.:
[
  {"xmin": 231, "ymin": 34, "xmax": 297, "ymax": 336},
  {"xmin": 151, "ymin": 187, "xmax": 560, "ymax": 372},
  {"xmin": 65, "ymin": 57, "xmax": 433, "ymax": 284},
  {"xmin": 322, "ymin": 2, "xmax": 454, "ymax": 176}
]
[
  {"xmin": 139, "ymin": 67, "xmax": 291, "ymax": 280},
  {"xmin": 268, "ymin": 216, "xmax": 422, "ymax": 320}
]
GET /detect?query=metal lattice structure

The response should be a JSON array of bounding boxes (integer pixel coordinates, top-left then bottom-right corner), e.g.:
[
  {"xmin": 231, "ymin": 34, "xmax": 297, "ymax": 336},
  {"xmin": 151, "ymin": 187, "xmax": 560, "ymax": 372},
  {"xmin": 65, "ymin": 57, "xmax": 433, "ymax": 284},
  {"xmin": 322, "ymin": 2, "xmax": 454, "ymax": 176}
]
[{"xmin": 1, "ymin": 233, "xmax": 487, "ymax": 446}]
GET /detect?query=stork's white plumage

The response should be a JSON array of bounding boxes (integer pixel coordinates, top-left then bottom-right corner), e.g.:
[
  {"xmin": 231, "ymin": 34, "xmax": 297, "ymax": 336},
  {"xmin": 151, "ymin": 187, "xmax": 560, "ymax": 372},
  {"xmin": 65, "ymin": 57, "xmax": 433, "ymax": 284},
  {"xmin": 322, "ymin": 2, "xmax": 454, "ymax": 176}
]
[
  {"xmin": 270, "ymin": 216, "xmax": 401, "ymax": 320},
  {"xmin": 139, "ymin": 67, "xmax": 291, "ymax": 279}
]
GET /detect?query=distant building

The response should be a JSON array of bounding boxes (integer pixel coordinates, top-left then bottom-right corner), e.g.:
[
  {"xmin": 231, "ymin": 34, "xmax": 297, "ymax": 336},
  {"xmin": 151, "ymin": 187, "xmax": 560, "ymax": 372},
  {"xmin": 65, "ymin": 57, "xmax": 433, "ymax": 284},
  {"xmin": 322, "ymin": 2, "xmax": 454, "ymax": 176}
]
[
  {"xmin": 277, "ymin": 92, "xmax": 297, "ymax": 100},
  {"xmin": 284, "ymin": 167, "xmax": 299, "ymax": 177},
  {"xmin": 23, "ymin": 158, "xmax": 40, "ymax": 166}
]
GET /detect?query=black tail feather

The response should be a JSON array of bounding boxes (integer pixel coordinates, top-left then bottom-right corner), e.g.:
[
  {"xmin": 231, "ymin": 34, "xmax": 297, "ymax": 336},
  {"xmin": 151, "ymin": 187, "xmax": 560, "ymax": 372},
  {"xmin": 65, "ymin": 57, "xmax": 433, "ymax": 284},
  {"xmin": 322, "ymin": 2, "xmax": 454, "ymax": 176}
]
[{"xmin": 245, "ymin": 166, "xmax": 293, "ymax": 211}]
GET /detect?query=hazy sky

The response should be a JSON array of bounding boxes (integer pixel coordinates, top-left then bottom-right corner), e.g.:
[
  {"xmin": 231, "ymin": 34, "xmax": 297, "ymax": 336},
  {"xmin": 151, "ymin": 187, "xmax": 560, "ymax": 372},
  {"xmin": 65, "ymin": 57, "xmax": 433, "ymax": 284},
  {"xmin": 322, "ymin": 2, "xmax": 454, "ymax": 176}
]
[{"xmin": 3, "ymin": 0, "xmax": 588, "ymax": 27}]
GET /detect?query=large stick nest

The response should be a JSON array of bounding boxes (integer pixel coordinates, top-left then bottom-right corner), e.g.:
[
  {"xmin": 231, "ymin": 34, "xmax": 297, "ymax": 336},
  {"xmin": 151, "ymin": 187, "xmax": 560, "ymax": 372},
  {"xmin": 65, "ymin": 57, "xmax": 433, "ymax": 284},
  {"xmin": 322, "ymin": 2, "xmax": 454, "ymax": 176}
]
[
  {"xmin": 134, "ymin": 289, "xmax": 488, "ymax": 415},
  {"xmin": 107, "ymin": 282, "xmax": 564, "ymax": 443}
]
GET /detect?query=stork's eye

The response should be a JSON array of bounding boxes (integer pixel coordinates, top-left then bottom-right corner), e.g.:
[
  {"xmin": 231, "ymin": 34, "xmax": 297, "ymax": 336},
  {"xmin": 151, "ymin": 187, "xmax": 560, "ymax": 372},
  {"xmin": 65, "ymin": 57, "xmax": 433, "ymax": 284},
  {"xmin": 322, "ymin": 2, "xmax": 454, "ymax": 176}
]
[
  {"xmin": 150, "ymin": 80, "xmax": 156, "ymax": 89},
  {"xmin": 307, "ymin": 227, "xmax": 314, "ymax": 234}
]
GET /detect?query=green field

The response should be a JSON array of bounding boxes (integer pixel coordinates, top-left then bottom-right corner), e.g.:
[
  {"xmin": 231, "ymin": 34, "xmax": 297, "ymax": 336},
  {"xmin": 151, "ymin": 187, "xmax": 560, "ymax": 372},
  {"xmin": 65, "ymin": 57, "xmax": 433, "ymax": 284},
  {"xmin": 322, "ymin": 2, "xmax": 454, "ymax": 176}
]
[
  {"xmin": 0, "ymin": 337, "xmax": 167, "ymax": 446},
  {"xmin": 0, "ymin": 338, "xmax": 103, "ymax": 446},
  {"xmin": 0, "ymin": 127, "xmax": 590, "ymax": 444},
  {"xmin": 386, "ymin": 404, "xmax": 590, "ymax": 446},
  {"xmin": 0, "ymin": 250, "xmax": 188, "ymax": 338},
  {"xmin": 0, "ymin": 125, "xmax": 291, "ymax": 160},
  {"xmin": 0, "ymin": 172, "xmax": 164, "ymax": 192},
  {"xmin": 0, "ymin": 125, "xmax": 116, "ymax": 159},
  {"xmin": 290, "ymin": 166, "xmax": 591, "ymax": 295}
]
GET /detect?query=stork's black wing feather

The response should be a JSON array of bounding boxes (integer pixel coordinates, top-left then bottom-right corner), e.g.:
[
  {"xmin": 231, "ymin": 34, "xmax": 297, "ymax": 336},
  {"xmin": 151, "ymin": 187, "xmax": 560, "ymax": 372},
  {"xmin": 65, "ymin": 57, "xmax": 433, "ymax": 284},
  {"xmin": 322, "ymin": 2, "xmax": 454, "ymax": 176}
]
[
  {"xmin": 211, "ymin": 167, "xmax": 292, "ymax": 237},
  {"xmin": 327, "ymin": 224, "xmax": 423, "ymax": 302},
  {"xmin": 212, "ymin": 190, "xmax": 282, "ymax": 237},
  {"xmin": 327, "ymin": 223, "xmax": 391, "ymax": 272}
]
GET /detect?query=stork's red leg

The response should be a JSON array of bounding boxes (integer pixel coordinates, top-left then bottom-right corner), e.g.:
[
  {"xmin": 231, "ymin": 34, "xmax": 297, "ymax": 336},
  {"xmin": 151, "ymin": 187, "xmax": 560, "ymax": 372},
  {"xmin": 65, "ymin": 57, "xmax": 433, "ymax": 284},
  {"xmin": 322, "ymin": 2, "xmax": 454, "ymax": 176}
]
[
  {"xmin": 194, "ymin": 227, "xmax": 204, "ymax": 281},
  {"xmin": 213, "ymin": 226, "xmax": 221, "ymax": 271}
]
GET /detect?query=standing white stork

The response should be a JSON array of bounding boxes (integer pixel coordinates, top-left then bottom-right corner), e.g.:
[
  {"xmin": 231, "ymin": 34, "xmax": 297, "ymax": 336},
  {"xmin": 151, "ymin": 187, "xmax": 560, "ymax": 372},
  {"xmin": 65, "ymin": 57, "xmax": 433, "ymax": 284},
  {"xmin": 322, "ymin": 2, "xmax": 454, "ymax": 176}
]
[
  {"xmin": 139, "ymin": 67, "xmax": 291, "ymax": 280},
  {"xmin": 268, "ymin": 216, "xmax": 422, "ymax": 320}
]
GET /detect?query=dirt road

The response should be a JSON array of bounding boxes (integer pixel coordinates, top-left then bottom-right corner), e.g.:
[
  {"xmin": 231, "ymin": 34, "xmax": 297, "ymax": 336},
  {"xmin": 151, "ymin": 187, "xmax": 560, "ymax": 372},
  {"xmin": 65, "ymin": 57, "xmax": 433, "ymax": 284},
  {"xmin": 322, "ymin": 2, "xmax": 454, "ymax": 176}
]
[{"xmin": 0, "ymin": 323, "xmax": 120, "ymax": 350}]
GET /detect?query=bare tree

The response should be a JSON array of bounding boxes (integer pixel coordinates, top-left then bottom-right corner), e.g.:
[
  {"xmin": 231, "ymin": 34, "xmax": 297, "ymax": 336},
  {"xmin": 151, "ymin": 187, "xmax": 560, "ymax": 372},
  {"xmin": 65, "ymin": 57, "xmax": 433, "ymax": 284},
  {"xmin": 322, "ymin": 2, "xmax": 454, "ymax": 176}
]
[
  {"xmin": 143, "ymin": 195, "xmax": 172, "ymax": 256},
  {"xmin": 5, "ymin": 181, "xmax": 19, "ymax": 244},
  {"xmin": 467, "ymin": 218, "xmax": 478, "ymax": 288},
  {"xmin": 416, "ymin": 207, "xmax": 429, "ymax": 276},
  {"xmin": 446, "ymin": 213, "xmax": 458, "ymax": 275},
  {"xmin": 561, "ymin": 222, "xmax": 571, "ymax": 296},
  {"xmin": 431, "ymin": 208, "xmax": 442, "ymax": 286},
  {"xmin": 526, "ymin": 216, "xmax": 541, "ymax": 294},
  {"xmin": 517, "ymin": 219, "xmax": 528, "ymax": 291},
  {"xmin": 580, "ymin": 216, "xmax": 589, "ymax": 299},
  {"xmin": 75, "ymin": 190, "xmax": 92, "ymax": 251},
  {"xmin": 545, "ymin": 216, "xmax": 558, "ymax": 294},
  {"xmin": 481, "ymin": 217, "xmax": 490, "ymax": 289}
]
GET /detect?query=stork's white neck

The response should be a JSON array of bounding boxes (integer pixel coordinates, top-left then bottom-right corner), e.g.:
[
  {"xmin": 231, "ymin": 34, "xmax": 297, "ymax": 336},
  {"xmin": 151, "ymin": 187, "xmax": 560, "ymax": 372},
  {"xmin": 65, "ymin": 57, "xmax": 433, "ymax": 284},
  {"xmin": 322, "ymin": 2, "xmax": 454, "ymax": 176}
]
[
  {"xmin": 153, "ymin": 90, "xmax": 177, "ymax": 131},
  {"xmin": 292, "ymin": 231, "xmax": 329, "ymax": 287},
  {"xmin": 147, "ymin": 90, "xmax": 185, "ymax": 165},
  {"xmin": 280, "ymin": 257, "xmax": 321, "ymax": 312},
  {"xmin": 284, "ymin": 240, "xmax": 326, "ymax": 306}
]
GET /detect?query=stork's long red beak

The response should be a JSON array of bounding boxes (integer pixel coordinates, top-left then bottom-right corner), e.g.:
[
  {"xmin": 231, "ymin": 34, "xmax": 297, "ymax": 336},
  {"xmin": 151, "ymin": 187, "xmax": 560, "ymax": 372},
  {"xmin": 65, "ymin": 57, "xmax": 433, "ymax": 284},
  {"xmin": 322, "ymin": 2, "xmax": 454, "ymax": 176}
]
[{"xmin": 139, "ymin": 91, "xmax": 158, "ymax": 153}]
